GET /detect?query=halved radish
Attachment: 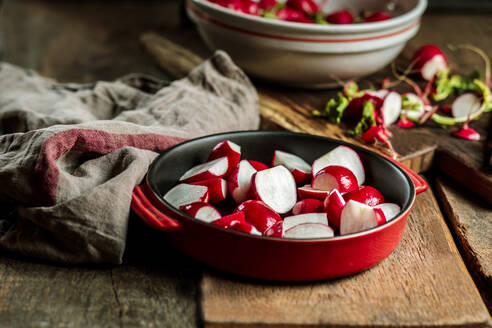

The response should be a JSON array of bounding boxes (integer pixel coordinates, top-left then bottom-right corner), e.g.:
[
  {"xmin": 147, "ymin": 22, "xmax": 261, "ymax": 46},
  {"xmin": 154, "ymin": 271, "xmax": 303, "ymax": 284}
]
[
  {"xmin": 248, "ymin": 160, "xmax": 269, "ymax": 171},
  {"xmin": 297, "ymin": 185, "xmax": 331, "ymax": 200},
  {"xmin": 210, "ymin": 211, "xmax": 245, "ymax": 228},
  {"xmin": 402, "ymin": 92, "xmax": 425, "ymax": 122},
  {"xmin": 451, "ymin": 93, "xmax": 481, "ymax": 119},
  {"xmin": 283, "ymin": 213, "xmax": 328, "ymax": 231},
  {"xmin": 179, "ymin": 157, "xmax": 229, "ymax": 183},
  {"xmin": 323, "ymin": 189, "xmax": 346, "ymax": 229},
  {"xmin": 235, "ymin": 200, "xmax": 282, "ymax": 233},
  {"xmin": 163, "ymin": 184, "xmax": 209, "ymax": 208},
  {"xmin": 208, "ymin": 140, "xmax": 241, "ymax": 177},
  {"xmin": 284, "ymin": 223, "xmax": 334, "ymax": 239},
  {"xmin": 228, "ymin": 160, "xmax": 257, "ymax": 204},
  {"xmin": 264, "ymin": 221, "xmax": 283, "ymax": 237},
  {"xmin": 229, "ymin": 221, "xmax": 262, "ymax": 235},
  {"xmin": 374, "ymin": 203, "xmax": 401, "ymax": 221},
  {"xmin": 412, "ymin": 45, "xmax": 448, "ymax": 81},
  {"xmin": 343, "ymin": 186, "xmax": 385, "ymax": 207},
  {"xmin": 251, "ymin": 166, "xmax": 297, "ymax": 214},
  {"xmin": 381, "ymin": 91, "xmax": 402, "ymax": 126},
  {"xmin": 291, "ymin": 198, "xmax": 324, "ymax": 215},
  {"xmin": 340, "ymin": 200, "xmax": 385, "ymax": 235},
  {"xmin": 179, "ymin": 202, "xmax": 221, "ymax": 223},
  {"xmin": 311, "ymin": 165, "xmax": 358, "ymax": 193},
  {"xmin": 312, "ymin": 145, "xmax": 365, "ymax": 185},
  {"xmin": 190, "ymin": 178, "xmax": 227, "ymax": 203},
  {"xmin": 272, "ymin": 150, "xmax": 312, "ymax": 185}
]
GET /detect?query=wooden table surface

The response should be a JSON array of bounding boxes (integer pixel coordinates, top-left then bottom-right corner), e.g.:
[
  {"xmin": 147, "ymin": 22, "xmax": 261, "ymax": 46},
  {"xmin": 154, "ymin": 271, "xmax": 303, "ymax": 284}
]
[{"xmin": 1, "ymin": 1, "xmax": 491, "ymax": 327}]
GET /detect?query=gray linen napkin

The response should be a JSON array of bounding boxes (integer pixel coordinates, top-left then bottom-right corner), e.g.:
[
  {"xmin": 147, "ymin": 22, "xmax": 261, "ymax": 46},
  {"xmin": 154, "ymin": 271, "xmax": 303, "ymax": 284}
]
[{"xmin": 0, "ymin": 51, "xmax": 259, "ymax": 264}]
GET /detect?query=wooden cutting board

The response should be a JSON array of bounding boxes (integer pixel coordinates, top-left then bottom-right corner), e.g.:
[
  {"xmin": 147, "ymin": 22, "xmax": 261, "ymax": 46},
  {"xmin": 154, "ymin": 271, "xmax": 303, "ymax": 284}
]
[{"xmin": 140, "ymin": 29, "xmax": 492, "ymax": 204}]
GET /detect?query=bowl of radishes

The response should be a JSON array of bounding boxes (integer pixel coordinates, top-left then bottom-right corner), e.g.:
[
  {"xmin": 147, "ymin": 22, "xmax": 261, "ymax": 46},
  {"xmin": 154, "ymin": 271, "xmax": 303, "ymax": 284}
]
[
  {"xmin": 186, "ymin": 0, "xmax": 427, "ymax": 88},
  {"xmin": 131, "ymin": 131, "xmax": 427, "ymax": 281}
]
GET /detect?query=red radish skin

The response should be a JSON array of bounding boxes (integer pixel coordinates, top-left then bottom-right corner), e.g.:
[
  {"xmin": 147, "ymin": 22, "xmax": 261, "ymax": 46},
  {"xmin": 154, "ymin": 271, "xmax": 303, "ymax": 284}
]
[
  {"xmin": 381, "ymin": 91, "xmax": 402, "ymax": 126},
  {"xmin": 179, "ymin": 157, "xmax": 229, "ymax": 183},
  {"xmin": 340, "ymin": 200, "xmax": 380, "ymax": 235},
  {"xmin": 397, "ymin": 118, "xmax": 415, "ymax": 129},
  {"xmin": 291, "ymin": 198, "xmax": 324, "ymax": 215},
  {"xmin": 272, "ymin": 150, "xmax": 312, "ymax": 185},
  {"xmin": 163, "ymin": 184, "xmax": 209, "ymax": 208},
  {"xmin": 364, "ymin": 12, "xmax": 391, "ymax": 22},
  {"xmin": 361, "ymin": 126, "xmax": 393, "ymax": 150},
  {"xmin": 374, "ymin": 203, "xmax": 401, "ymax": 221},
  {"xmin": 228, "ymin": 160, "xmax": 257, "ymax": 204},
  {"xmin": 284, "ymin": 223, "xmax": 334, "ymax": 239},
  {"xmin": 190, "ymin": 178, "xmax": 227, "ymax": 203},
  {"xmin": 208, "ymin": 140, "xmax": 241, "ymax": 177},
  {"xmin": 235, "ymin": 200, "xmax": 282, "ymax": 233},
  {"xmin": 343, "ymin": 186, "xmax": 385, "ymax": 207},
  {"xmin": 325, "ymin": 10, "xmax": 354, "ymax": 24},
  {"xmin": 179, "ymin": 202, "xmax": 221, "ymax": 223},
  {"xmin": 210, "ymin": 211, "xmax": 246, "ymax": 228},
  {"xmin": 286, "ymin": 0, "xmax": 319, "ymax": 15},
  {"xmin": 251, "ymin": 166, "xmax": 297, "ymax": 214},
  {"xmin": 312, "ymin": 145, "xmax": 365, "ymax": 185},
  {"xmin": 412, "ymin": 45, "xmax": 448, "ymax": 81},
  {"xmin": 323, "ymin": 189, "xmax": 346, "ymax": 229},
  {"xmin": 241, "ymin": 0, "xmax": 260, "ymax": 15},
  {"xmin": 264, "ymin": 221, "xmax": 283, "ymax": 237},
  {"xmin": 441, "ymin": 104, "xmax": 452, "ymax": 115},
  {"xmin": 248, "ymin": 160, "xmax": 269, "ymax": 171},
  {"xmin": 283, "ymin": 213, "xmax": 329, "ymax": 231},
  {"xmin": 229, "ymin": 221, "xmax": 262, "ymax": 235},
  {"xmin": 276, "ymin": 8, "xmax": 309, "ymax": 22},
  {"xmin": 297, "ymin": 185, "xmax": 331, "ymax": 200},
  {"xmin": 259, "ymin": 0, "xmax": 277, "ymax": 10},
  {"xmin": 374, "ymin": 208, "xmax": 387, "ymax": 226},
  {"xmin": 452, "ymin": 126, "xmax": 480, "ymax": 141},
  {"xmin": 311, "ymin": 165, "xmax": 358, "ymax": 193}
]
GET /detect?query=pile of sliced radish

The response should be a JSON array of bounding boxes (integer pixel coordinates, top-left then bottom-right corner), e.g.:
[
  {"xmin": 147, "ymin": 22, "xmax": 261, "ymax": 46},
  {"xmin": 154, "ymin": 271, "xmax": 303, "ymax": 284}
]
[{"xmin": 163, "ymin": 140, "xmax": 401, "ymax": 239}]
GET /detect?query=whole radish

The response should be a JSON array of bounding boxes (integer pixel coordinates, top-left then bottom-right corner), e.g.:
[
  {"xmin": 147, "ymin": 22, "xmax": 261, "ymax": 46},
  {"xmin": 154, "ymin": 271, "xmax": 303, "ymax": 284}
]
[
  {"xmin": 286, "ymin": 0, "xmax": 319, "ymax": 15},
  {"xmin": 364, "ymin": 12, "xmax": 391, "ymax": 22},
  {"xmin": 325, "ymin": 10, "xmax": 354, "ymax": 24},
  {"xmin": 412, "ymin": 45, "xmax": 449, "ymax": 81},
  {"xmin": 276, "ymin": 8, "xmax": 311, "ymax": 22}
]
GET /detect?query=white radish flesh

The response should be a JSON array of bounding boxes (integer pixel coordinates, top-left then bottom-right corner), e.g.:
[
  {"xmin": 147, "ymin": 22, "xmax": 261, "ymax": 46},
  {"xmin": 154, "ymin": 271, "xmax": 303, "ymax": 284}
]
[
  {"xmin": 179, "ymin": 202, "xmax": 221, "ymax": 223},
  {"xmin": 163, "ymin": 184, "xmax": 208, "ymax": 208},
  {"xmin": 179, "ymin": 157, "xmax": 229, "ymax": 183},
  {"xmin": 451, "ymin": 93, "xmax": 481, "ymax": 119},
  {"xmin": 367, "ymin": 89, "xmax": 389, "ymax": 99},
  {"xmin": 402, "ymin": 93, "xmax": 425, "ymax": 121},
  {"xmin": 190, "ymin": 178, "xmax": 227, "ymax": 203},
  {"xmin": 228, "ymin": 160, "xmax": 257, "ymax": 204},
  {"xmin": 340, "ymin": 200, "xmax": 382, "ymax": 235},
  {"xmin": 208, "ymin": 140, "xmax": 241, "ymax": 177},
  {"xmin": 421, "ymin": 55, "xmax": 448, "ymax": 81},
  {"xmin": 284, "ymin": 223, "xmax": 334, "ymax": 239},
  {"xmin": 272, "ymin": 150, "xmax": 312, "ymax": 184},
  {"xmin": 381, "ymin": 91, "xmax": 402, "ymax": 126},
  {"xmin": 251, "ymin": 166, "xmax": 297, "ymax": 214},
  {"xmin": 283, "ymin": 213, "xmax": 329, "ymax": 231},
  {"xmin": 312, "ymin": 145, "xmax": 365, "ymax": 185},
  {"xmin": 374, "ymin": 203, "xmax": 401, "ymax": 221}
]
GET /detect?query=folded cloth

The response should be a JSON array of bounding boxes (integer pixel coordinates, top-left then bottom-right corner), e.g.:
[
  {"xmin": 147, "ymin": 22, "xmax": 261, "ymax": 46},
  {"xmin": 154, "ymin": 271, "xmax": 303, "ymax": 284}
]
[{"xmin": 0, "ymin": 51, "xmax": 259, "ymax": 264}]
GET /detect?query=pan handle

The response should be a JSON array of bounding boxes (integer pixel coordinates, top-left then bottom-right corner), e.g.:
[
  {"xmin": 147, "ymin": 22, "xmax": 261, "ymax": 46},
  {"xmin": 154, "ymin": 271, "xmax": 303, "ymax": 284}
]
[
  {"xmin": 383, "ymin": 156, "xmax": 428, "ymax": 195},
  {"xmin": 131, "ymin": 184, "xmax": 183, "ymax": 231}
]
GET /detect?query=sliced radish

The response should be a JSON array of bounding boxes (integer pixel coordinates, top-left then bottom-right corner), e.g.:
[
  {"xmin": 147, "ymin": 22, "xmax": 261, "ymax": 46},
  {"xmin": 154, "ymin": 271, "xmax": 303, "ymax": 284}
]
[
  {"xmin": 264, "ymin": 221, "xmax": 283, "ymax": 237},
  {"xmin": 297, "ymin": 185, "xmax": 331, "ymax": 200},
  {"xmin": 364, "ymin": 12, "xmax": 391, "ymax": 22},
  {"xmin": 284, "ymin": 223, "xmax": 334, "ymax": 239},
  {"xmin": 367, "ymin": 89, "xmax": 389, "ymax": 99},
  {"xmin": 229, "ymin": 221, "xmax": 262, "ymax": 236},
  {"xmin": 311, "ymin": 165, "xmax": 358, "ymax": 193},
  {"xmin": 374, "ymin": 203, "xmax": 401, "ymax": 221},
  {"xmin": 235, "ymin": 200, "xmax": 282, "ymax": 233},
  {"xmin": 228, "ymin": 160, "xmax": 257, "ymax": 204},
  {"xmin": 402, "ymin": 92, "xmax": 425, "ymax": 121},
  {"xmin": 251, "ymin": 166, "xmax": 297, "ymax": 214},
  {"xmin": 283, "ymin": 213, "xmax": 328, "ymax": 232},
  {"xmin": 179, "ymin": 157, "xmax": 229, "ymax": 183},
  {"xmin": 248, "ymin": 160, "xmax": 269, "ymax": 171},
  {"xmin": 208, "ymin": 140, "xmax": 241, "ymax": 177},
  {"xmin": 179, "ymin": 202, "xmax": 221, "ymax": 223},
  {"xmin": 210, "ymin": 211, "xmax": 246, "ymax": 228},
  {"xmin": 190, "ymin": 178, "xmax": 227, "ymax": 203},
  {"xmin": 412, "ymin": 45, "xmax": 448, "ymax": 81},
  {"xmin": 343, "ymin": 186, "xmax": 385, "ymax": 207},
  {"xmin": 312, "ymin": 145, "xmax": 365, "ymax": 185},
  {"xmin": 272, "ymin": 150, "xmax": 312, "ymax": 185},
  {"xmin": 163, "ymin": 184, "xmax": 209, "ymax": 208},
  {"xmin": 323, "ymin": 189, "xmax": 346, "ymax": 229},
  {"xmin": 340, "ymin": 200, "xmax": 385, "ymax": 235},
  {"xmin": 380, "ymin": 91, "xmax": 401, "ymax": 126},
  {"xmin": 451, "ymin": 93, "xmax": 481, "ymax": 119},
  {"xmin": 291, "ymin": 198, "xmax": 324, "ymax": 215}
]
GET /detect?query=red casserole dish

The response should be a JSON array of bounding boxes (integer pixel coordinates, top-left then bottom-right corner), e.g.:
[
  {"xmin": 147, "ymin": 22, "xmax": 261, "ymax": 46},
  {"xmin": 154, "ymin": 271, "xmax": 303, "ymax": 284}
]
[{"xmin": 131, "ymin": 131, "xmax": 427, "ymax": 281}]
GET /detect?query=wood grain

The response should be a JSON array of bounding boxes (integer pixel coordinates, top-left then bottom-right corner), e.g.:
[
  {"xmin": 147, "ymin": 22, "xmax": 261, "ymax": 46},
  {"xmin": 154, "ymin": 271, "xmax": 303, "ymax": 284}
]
[
  {"xmin": 435, "ymin": 177, "xmax": 492, "ymax": 311},
  {"xmin": 201, "ymin": 188, "xmax": 491, "ymax": 327}
]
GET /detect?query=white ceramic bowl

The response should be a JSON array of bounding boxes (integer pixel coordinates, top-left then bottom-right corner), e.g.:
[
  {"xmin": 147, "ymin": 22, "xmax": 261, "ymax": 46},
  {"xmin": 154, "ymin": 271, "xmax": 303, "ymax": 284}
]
[{"xmin": 187, "ymin": 0, "xmax": 427, "ymax": 88}]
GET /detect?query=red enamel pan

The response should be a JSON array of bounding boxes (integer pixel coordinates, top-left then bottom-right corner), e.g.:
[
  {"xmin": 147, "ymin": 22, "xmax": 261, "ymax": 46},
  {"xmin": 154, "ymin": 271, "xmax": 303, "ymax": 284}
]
[{"xmin": 131, "ymin": 131, "xmax": 427, "ymax": 281}]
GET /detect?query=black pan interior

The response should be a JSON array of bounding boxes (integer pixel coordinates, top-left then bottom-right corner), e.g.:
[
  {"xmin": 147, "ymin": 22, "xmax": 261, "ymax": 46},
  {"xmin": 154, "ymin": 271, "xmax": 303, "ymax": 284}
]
[{"xmin": 148, "ymin": 131, "xmax": 414, "ymax": 218}]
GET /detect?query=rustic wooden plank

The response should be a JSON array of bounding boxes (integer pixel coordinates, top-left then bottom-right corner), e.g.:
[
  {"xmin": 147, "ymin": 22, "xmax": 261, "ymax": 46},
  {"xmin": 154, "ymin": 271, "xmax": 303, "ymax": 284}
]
[
  {"xmin": 434, "ymin": 176, "xmax": 492, "ymax": 310},
  {"xmin": 201, "ymin": 188, "xmax": 491, "ymax": 327}
]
